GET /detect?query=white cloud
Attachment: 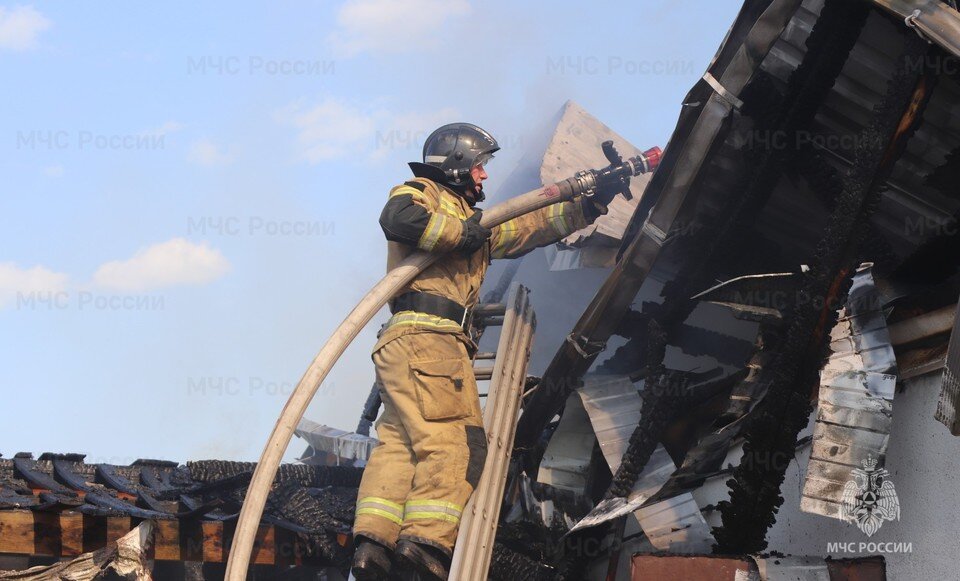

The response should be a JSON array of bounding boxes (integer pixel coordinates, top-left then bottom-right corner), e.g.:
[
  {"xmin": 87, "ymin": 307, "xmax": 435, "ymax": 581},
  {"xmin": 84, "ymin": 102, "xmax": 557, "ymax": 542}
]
[
  {"xmin": 275, "ymin": 96, "xmax": 459, "ymax": 163},
  {"xmin": 0, "ymin": 263, "xmax": 69, "ymax": 309},
  {"xmin": 0, "ymin": 5, "xmax": 51, "ymax": 51},
  {"xmin": 329, "ymin": 0, "xmax": 470, "ymax": 57},
  {"xmin": 188, "ymin": 139, "xmax": 234, "ymax": 167},
  {"xmin": 275, "ymin": 97, "xmax": 380, "ymax": 163},
  {"xmin": 92, "ymin": 238, "xmax": 230, "ymax": 292}
]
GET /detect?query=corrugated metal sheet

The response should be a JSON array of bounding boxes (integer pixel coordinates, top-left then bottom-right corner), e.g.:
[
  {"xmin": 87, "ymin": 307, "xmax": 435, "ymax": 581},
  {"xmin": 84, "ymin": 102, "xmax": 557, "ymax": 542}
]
[
  {"xmin": 632, "ymin": 493, "xmax": 713, "ymax": 553},
  {"xmin": 518, "ymin": 0, "xmax": 960, "ymax": 572},
  {"xmin": 577, "ymin": 376, "xmax": 644, "ymax": 468},
  {"xmin": 656, "ymin": 0, "xmax": 960, "ymax": 273},
  {"xmin": 295, "ymin": 419, "xmax": 378, "ymax": 465},
  {"xmin": 546, "ymin": 376, "xmax": 713, "ymax": 550},
  {"xmin": 758, "ymin": 0, "xmax": 960, "ymax": 261},
  {"xmin": 508, "ymin": 473, "xmax": 580, "ymax": 531},
  {"xmin": 567, "ymin": 445, "xmax": 676, "ymax": 533},
  {"xmin": 801, "ymin": 264, "xmax": 898, "ymax": 520},
  {"xmin": 934, "ymin": 301, "xmax": 960, "ymax": 433},
  {"xmin": 537, "ymin": 389, "xmax": 596, "ymax": 492}
]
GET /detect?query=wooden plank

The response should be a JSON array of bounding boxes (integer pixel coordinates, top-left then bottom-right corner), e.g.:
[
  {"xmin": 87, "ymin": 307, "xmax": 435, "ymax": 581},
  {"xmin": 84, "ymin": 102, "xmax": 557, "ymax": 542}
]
[
  {"xmin": 0, "ymin": 510, "xmax": 36, "ymax": 554},
  {"xmin": 60, "ymin": 512, "xmax": 83, "ymax": 557},
  {"xmin": 0, "ymin": 511, "xmax": 325, "ymax": 565},
  {"xmin": 251, "ymin": 522, "xmax": 275, "ymax": 565},
  {"xmin": 202, "ymin": 521, "xmax": 223, "ymax": 562},
  {"xmin": 153, "ymin": 519, "xmax": 182, "ymax": 561}
]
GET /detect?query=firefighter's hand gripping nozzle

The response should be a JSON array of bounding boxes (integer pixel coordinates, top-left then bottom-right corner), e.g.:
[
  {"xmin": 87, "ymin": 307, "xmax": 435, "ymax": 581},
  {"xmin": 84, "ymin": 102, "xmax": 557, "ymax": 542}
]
[{"xmin": 571, "ymin": 140, "xmax": 661, "ymax": 209}]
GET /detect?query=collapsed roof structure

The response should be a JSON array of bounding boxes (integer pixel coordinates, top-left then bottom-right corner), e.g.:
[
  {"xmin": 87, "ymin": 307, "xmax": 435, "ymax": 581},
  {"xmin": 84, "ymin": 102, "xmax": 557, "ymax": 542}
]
[
  {"xmin": 504, "ymin": 0, "xmax": 960, "ymax": 577},
  {"xmin": 3, "ymin": 0, "xmax": 960, "ymax": 579}
]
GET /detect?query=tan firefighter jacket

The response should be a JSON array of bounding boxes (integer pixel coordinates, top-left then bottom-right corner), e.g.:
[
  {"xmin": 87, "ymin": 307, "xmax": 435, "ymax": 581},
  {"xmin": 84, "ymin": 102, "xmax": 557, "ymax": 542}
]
[{"xmin": 374, "ymin": 176, "xmax": 594, "ymax": 352}]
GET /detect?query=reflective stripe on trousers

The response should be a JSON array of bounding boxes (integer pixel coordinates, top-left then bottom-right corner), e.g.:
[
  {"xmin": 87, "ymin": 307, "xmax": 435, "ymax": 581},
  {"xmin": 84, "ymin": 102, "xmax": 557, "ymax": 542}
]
[
  {"xmin": 404, "ymin": 500, "xmax": 463, "ymax": 525},
  {"xmin": 356, "ymin": 496, "xmax": 404, "ymax": 525}
]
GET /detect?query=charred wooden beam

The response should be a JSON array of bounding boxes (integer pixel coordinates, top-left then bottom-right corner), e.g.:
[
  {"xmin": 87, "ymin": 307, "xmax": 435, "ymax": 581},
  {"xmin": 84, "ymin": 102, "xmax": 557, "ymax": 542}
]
[
  {"xmin": 12, "ymin": 456, "xmax": 77, "ymax": 498},
  {"xmin": 95, "ymin": 465, "xmax": 140, "ymax": 496}
]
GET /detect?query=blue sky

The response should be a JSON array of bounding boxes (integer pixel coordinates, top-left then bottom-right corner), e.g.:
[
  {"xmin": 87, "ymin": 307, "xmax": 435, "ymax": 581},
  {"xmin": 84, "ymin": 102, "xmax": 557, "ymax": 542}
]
[{"xmin": 0, "ymin": 0, "xmax": 742, "ymax": 463}]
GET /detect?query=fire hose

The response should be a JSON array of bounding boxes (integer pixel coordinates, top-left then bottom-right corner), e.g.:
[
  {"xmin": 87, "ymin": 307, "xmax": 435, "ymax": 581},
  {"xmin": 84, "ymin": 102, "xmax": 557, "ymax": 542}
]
[{"xmin": 224, "ymin": 141, "xmax": 660, "ymax": 579}]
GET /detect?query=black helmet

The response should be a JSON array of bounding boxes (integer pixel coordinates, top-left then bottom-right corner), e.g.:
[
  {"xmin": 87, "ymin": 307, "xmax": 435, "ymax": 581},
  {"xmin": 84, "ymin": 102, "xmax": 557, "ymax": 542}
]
[
  {"xmin": 408, "ymin": 123, "xmax": 499, "ymax": 204},
  {"xmin": 425, "ymin": 122, "xmax": 498, "ymax": 183}
]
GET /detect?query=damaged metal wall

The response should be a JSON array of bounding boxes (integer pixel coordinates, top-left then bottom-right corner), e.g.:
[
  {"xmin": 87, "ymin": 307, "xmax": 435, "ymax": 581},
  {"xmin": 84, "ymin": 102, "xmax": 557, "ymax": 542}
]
[{"xmin": 801, "ymin": 265, "xmax": 898, "ymax": 520}]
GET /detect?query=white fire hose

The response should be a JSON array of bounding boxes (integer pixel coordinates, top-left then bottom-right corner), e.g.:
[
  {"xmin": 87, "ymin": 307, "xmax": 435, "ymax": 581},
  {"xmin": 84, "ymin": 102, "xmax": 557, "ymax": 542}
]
[{"xmin": 224, "ymin": 143, "xmax": 659, "ymax": 579}]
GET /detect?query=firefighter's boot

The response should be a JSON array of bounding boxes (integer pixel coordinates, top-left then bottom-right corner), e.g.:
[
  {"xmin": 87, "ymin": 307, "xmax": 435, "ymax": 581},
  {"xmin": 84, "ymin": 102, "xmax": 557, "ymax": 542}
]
[
  {"xmin": 351, "ymin": 536, "xmax": 393, "ymax": 580},
  {"xmin": 395, "ymin": 539, "xmax": 450, "ymax": 581}
]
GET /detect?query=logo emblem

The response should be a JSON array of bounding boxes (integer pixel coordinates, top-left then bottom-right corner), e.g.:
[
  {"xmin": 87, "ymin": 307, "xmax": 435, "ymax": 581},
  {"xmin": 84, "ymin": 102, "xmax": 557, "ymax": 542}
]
[{"xmin": 840, "ymin": 456, "xmax": 900, "ymax": 537}]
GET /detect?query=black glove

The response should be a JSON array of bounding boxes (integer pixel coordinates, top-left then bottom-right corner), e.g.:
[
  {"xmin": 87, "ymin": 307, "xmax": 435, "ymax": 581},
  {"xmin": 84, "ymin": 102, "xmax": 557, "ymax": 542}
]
[
  {"xmin": 582, "ymin": 177, "xmax": 627, "ymax": 220},
  {"xmin": 457, "ymin": 210, "xmax": 491, "ymax": 254},
  {"xmin": 594, "ymin": 178, "xmax": 624, "ymax": 206}
]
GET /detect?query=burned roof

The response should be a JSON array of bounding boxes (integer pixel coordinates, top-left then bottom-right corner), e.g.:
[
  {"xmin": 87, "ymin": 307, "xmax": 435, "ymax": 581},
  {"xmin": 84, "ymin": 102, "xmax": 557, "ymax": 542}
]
[
  {"xmin": 0, "ymin": 452, "xmax": 566, "ymax": 579},
  {"xmin": 0, "ymin": 452, "xmax": 361, "ymax": 569},
  {"xmin": 506, "ymin": 0, "xmax": 960, "ymax": 577}
]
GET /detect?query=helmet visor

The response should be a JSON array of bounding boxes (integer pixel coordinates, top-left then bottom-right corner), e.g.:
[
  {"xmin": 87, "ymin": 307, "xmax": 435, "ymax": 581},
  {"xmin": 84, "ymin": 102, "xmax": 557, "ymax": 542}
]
[{"xmin": 474, "ymin": 151, "xmax": 495, "ymax": 168}]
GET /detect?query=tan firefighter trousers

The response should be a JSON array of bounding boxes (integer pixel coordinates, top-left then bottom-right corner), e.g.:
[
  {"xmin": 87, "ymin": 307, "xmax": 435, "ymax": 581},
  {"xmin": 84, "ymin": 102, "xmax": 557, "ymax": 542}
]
[{"xmin": 353, "ymin": 329, "xmax": 487, "ymax": 556}]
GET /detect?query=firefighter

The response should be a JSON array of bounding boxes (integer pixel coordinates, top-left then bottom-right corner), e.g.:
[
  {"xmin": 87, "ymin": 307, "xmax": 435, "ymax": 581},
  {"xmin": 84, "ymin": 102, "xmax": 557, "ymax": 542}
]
[{"xmin": 352, "ymin": 122, "xmax": 620, "ymax": 580}]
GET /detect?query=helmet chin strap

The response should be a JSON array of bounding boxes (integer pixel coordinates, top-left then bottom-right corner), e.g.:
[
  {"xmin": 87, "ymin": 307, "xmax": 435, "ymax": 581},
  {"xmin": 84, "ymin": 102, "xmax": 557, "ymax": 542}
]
[
  {"xmin": 446, "ymin": 167, "xmax": 484, "ymax": 205},
  {"xmin": 408, "ymin": 162, "xmax": 483, "ymax": 206},
  {"xmin": 471, "ymin": 182, "xmax": 485, "ymax": 205},
  {"xmin": 445, "ymin": 179, "xmax": 482, "ymax": 206}
]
